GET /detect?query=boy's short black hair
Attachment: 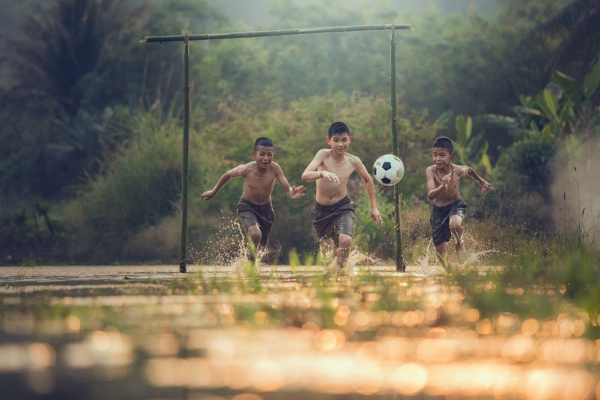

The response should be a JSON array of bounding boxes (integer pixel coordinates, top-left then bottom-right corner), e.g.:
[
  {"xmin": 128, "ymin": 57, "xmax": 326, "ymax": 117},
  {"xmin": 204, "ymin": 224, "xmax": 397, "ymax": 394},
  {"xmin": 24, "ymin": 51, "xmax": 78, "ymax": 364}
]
[
  {"xmin": 432, "ymin": 136, "xmax": 454, "ymax": 152},
  {"xmin": 328, "ymin": 121, "xmax": 350, "ymax": 138},
  {"xmin": 254, "ymin": 137, "xmax": 274, "ymax": 151}
]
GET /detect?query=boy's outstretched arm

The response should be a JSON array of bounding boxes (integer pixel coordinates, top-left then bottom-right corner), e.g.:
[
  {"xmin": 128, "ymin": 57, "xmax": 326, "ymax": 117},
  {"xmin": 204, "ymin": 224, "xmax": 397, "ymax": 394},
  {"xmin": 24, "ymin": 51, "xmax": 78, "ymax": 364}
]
[
  {"xmin": 464, "ymin": 166, "xmax": 492, "ymax": 193},
  {"xmin": 274, "ymin": 163, "xmax": 305, "ymax": 199},
  {"xmin": 301, "ymin": 149, "xmax": 340, "ymax": 184},
  {"xmin": 201, "ymin": 165, "xmax": 243, "ymax": 201},
  {"xmin": 354, "ymin": 158, "xmax": 382, "ymax": 225}
]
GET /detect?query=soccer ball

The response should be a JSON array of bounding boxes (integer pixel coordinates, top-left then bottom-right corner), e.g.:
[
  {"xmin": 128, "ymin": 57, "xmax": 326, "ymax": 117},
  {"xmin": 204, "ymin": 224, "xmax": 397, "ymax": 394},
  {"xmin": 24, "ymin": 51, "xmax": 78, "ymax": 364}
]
[{"xmin": 373, "ymin": 154, "xmax": 404, "ymax": 186}]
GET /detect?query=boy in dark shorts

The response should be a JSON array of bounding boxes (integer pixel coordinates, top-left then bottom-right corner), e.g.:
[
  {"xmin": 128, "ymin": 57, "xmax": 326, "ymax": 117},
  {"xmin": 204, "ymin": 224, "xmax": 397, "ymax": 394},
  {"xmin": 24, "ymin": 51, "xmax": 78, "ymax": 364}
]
[
  {"xmin": 202, "ymin": 137, "xmax": 305, "ymax": 260},
  {"xmin": 426, "ymin": 137, "xmax": 492, "ymax": 263},
  {"xmin": 302, "ymin": 122, "xmax": 382, "ymax": 270}
]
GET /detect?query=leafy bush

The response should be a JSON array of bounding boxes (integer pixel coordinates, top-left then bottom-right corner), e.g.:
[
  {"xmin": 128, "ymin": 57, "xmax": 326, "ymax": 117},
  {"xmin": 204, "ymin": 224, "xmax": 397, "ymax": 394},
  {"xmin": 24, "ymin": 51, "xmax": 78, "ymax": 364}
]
[{"xmin": 66, "ymin": 110, "xmax": 189, "ymax": 262}]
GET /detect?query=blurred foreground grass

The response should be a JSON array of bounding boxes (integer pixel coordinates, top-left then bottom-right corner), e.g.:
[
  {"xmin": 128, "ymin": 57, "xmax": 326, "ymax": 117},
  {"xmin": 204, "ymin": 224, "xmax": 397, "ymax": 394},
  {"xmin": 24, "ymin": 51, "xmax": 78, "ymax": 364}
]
[{"xmin": 1, "ymin": 238, "xmax": 600, "ymax": 399}]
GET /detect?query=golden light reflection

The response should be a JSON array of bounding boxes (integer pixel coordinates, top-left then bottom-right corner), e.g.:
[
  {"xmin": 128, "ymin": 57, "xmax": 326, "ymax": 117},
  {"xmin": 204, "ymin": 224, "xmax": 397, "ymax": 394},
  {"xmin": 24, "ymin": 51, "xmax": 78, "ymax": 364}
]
[
  {"xmin": 93, "ymin": 330, "xmax": 110, "ymax": 351},
  {"xmin": 146, "ymin": 357, "xmax": 190, "ymax": 387},
  {"xmin": 424, "ymin": 307, "xmax": 440, "ymax": 324},
  {"xmin": 227, "ymin": 362, "xmax": 252, "ymax": 390},
  {"xmin": 156, "ymin": 334, "xmax": 179, "ymax": 356},
  {"xmin": 354, "ymin": 311, "xmax": 370, "ymax": 330},
  {"xmin": 207, "ymin": 337, "xmax": 235, "ymax": 360},
  {"xmin": 337, "ymin": 305, "xmax": 350, "ymax": 317},
  {"xmin": 502, "ymin": 334, "xmax": 534, "ymax": 362},
  {"xmin": 356, "ymin": 342, "xmax": 384, "ymax": 365},
  {"xmin": 522, "ymin": 318, "xmax": 539, "ymax": 336},
  {"xmin": 252, "ymin": 360, "xmax": 283, "ymax": 391},
  {"xmin": 29, "ymin": 343, "xmax": 56, "ymax": 369},
  {"xmin": 476, "ymin": 318, "xmax": 493, "ymax": 335},
  {"xmin": 314, "ymin": 329, "xmax": 343, "ymax": 351},
  {"xmin": 524, "ymin": 370, "xmax": 559, "ymax": 400},
  {"xmin": 458, "ymin": 329, "xmax": 479, "ymax": 352},
  {"xmin": 378, "ymin": 337, "xmax": 408, "ymax": 360},
  {"xmin": 391, "ymin": 363, "xmax": 428, "ymax": 395},
  {"xmin": 254, "ymin": 311, "xmax": 268, "ymax": 325},
  {"xmin": 302, "ymin": 321, "xmax": 320, "ymax": 332},
  {"xmin": 66, "ymin": 316, "xmax": 81, "ymax": 332},
  {"xmin": 464, "ymin": 308, "xmax": 480, "ymax": 323},
  {"xmin": 428, "ymin": 327, "xmax": 447, "ymax": 339},
  {"xmin": 573, "ymin": 320, "xmax": 585, "ymax": 337},
  {"xmin": 563, "ymin": 370, "xmax": 594, "ymax": 400},
  {"xmin": 231, "ymin": 394, "xmax": 264, "ymax": 400},
  {"xmin": 497, "ymin": 314, "xmax": 516, "ymax": 333},
  {"xmin": 352, "ymin": 364, "xmax": 384, "ymax": 395},
  {"xmin": 391, "ymin": 311, "xmax": 404, "ymax": 326},
  {"xmin": 403, "ymin": 311, "xmax": 418, "ymax": 327}
]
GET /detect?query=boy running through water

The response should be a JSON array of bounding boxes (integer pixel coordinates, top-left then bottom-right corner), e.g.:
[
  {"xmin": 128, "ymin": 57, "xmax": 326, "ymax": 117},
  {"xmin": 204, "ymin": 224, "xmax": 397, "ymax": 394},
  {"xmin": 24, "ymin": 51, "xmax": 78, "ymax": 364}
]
[
  {"xmin": 302, "ymin": 122, "xmax": 382, "ymax": 270},
  {"xmin": 202, "ymin": 137, "xmax": 305, "ymax": 259},
  {"xmin": 426, "ymin": 137, "xmax": 492, "ymax": 263}
]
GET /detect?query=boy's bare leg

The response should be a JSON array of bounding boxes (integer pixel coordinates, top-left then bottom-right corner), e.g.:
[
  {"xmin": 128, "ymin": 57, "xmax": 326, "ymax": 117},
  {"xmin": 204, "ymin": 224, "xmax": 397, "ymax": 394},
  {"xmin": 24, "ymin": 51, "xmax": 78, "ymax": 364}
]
[
  {"xmin": 336, "ymin": 234, "xmax": 352, "ymax": 268},
  {"xmin": 435, "ymin": 242, "xmax": 447, "ymax": 262},
  {"xmin": 449, "ymin": 215, "xmax": 465, "ymax": 262},
  {"xmin": 247, "ymin": 225, "xmax": 262, "ymax": 262}
]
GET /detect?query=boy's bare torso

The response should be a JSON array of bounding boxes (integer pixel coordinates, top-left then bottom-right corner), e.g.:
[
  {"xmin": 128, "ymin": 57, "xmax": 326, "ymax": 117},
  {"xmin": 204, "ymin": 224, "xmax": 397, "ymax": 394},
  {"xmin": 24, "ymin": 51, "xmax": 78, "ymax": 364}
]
[
  {"xmin": 316, "ymin": 150, "xmax": 357, "ymax": 205},
  {"xmin": 240, "ymin": 161, "xmax": 278, "ymax": 205},
  {"xmin": 427, "ymin": 163, "xmax": 468, "ymax": 207}
]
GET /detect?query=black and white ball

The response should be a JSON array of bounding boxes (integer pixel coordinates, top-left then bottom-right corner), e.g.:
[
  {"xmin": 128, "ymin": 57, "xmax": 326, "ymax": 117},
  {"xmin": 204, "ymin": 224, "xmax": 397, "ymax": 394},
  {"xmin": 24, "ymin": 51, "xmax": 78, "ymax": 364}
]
[{"xmin": 373, "ymin": 154, "xmax": 405, "ymax": 186}]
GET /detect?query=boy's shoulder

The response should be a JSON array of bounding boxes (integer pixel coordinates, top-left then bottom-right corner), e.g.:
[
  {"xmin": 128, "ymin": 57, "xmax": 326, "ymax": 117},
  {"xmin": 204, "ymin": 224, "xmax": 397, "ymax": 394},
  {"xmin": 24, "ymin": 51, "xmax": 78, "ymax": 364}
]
[
  {"xmin": 452, "ymin": 163, "xmax": 469, "ymax": 174},
  {"xmin": 346, "ymin": 152, "xmax": 361, "ymax": 163},
  {"xmin": 238, "ymin": 161, "xmax": 256, "ymax": 174},
  {"xmin": 270, "ymin": 161, "xmax": 283, "ymax": 171}
]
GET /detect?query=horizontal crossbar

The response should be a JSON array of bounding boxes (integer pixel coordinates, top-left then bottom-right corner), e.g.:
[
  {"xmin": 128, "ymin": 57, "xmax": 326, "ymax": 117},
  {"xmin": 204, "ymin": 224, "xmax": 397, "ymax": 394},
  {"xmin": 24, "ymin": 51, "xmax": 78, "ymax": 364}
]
[{"xmin": 140, "ymin": 23, "xmax": 414, "ymax": 43}]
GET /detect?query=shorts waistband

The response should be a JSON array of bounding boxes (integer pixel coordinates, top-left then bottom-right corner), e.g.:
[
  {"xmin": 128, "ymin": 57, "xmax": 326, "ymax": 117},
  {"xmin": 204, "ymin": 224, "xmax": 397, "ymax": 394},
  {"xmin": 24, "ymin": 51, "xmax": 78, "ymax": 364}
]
[
  {"xmin": 432, "ymin": 199, "xmax": 463, "ymax": 212},
  {"xmin": 239, "ymin": 198, "xmax": 272, "ymax": 209},
  {"xmin": 314, "ymin": 195, "xmax": 351, "ymax": 212}
]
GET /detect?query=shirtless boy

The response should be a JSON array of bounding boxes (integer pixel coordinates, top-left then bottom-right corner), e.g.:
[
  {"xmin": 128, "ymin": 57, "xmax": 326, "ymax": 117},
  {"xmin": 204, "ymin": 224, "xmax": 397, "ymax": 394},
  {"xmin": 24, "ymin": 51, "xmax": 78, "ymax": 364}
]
[
  {"xmin": 202, "ymin": 137, "xmax": 305, "ymax": 258},
  {"xmin": 302, "ymin": 122, "xmax": 382, "ymax": 269},
  {"xmin": 426, "ymin": 136, "xmax": 492, "ymax": 262}
]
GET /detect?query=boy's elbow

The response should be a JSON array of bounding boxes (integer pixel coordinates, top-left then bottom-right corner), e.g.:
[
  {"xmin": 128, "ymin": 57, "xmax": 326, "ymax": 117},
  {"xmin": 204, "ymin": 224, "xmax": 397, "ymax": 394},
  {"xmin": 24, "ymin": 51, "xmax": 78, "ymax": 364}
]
[{"xmin": 301, "ymin": 173, "xmax": 310, "ymax": 182}]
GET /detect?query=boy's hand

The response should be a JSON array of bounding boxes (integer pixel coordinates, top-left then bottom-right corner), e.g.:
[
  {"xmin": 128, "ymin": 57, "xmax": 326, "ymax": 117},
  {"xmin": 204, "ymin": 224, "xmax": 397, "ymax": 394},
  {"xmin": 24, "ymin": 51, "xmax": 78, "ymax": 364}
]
[
  {"xmin": 322, "ymin": 171, "xmax": 340, "ymax": 184},
  {"xmin": 290, "ymin": 185, "xmax": 305, "ymax": 199},
  {"xmin": 201, "ymin": 190, "xmax": 216, "ymax": 201},
  {"xmin": 480, "ymin": 180, "xmax": 492, "ymax": 193},
  {"xmin": 442, "ymin": 174, "xmax": 451, "ymax": 187},
  {"xmin": 371, "ymin": 207, "xmax": 382, "ymax": 225}
]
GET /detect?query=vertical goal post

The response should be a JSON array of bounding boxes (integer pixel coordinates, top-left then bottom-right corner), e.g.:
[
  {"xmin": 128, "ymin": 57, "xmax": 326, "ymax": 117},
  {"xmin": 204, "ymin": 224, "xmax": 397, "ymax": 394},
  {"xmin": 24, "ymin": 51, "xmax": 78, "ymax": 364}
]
[{"xmin": 140, "ymin": 23, "xmax": 413, "ymax": 273}]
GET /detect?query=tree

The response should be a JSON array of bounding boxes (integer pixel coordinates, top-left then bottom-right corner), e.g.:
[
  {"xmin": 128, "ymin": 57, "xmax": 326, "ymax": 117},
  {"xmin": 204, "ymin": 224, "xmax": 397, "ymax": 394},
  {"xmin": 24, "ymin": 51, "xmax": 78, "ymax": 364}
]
[
  {"xmin": 5, "ymin": 0, "xmax": 144, "ymax": 116},
  {"xmin": 515, "ymin": 0, "xmax": 600, "ymax": 97}
]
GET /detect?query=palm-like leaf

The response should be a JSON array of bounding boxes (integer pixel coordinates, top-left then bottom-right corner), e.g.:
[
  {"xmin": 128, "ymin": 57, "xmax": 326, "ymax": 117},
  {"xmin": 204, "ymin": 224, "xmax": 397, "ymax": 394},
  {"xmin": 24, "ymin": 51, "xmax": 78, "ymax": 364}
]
[
  {"xmin": 517, "ymin": 0, "xmax": 600, "ymax": 90},
  {"xmin": 6, "ymin": 0, "xmax": 144, "ymax": 116}
]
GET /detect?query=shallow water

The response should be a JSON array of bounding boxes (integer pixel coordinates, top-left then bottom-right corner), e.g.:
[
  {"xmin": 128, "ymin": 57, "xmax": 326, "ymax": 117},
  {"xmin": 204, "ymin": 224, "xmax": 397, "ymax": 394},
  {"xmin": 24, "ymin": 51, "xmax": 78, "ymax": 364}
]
[{"xmin": 0, "ymin": 264, "xmax": 598, "ymax": 399}]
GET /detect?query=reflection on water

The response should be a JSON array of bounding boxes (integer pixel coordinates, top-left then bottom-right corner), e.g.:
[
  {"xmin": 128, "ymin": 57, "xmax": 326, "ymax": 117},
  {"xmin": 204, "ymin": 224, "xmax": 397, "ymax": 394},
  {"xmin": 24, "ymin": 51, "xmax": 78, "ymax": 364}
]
[{"xmin": 0, "ymin": 264, "xmax": 599, "ymax": 399}]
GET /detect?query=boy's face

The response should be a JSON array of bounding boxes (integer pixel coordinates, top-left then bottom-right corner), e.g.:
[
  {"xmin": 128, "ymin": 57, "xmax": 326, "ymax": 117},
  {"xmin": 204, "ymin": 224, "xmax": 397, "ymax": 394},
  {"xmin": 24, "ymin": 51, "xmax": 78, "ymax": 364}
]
[
  {"xmin": 327, "ymin": 132, "xmax": 351, "ymax": 155},
  {"xmin": 252, "ymin": 145, "xmax": 274, "ymax": 169},
  {"xmin": 432, "ymin": 146, "xmax": 454, "ymax": 168}
]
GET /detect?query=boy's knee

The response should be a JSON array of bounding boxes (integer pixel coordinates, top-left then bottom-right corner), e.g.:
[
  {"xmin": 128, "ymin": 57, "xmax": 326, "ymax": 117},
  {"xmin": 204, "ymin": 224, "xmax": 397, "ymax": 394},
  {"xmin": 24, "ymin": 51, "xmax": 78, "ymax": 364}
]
[
  {"xmin": 339, "ymin": 234, "xmax": 352, "ymax": 248},
  {"xmin": 248, "ymin": 226, "xmax": 262, "ymax": 243},
  {"xmin": 449, "ymin": 217, "xmax": 463, "ymax": 232}
]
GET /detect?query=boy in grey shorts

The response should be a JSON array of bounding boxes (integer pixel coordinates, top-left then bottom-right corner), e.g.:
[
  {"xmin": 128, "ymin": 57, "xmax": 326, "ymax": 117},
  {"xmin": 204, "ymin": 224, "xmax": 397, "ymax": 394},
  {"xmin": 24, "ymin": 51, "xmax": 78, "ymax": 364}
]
[
  {"xmin": 202, "ymin": 137, "xmax": 305, "ymax": 260},
  {"xmin": 302, "ymin": 122, "xmax": 382, "ymax": 269}
]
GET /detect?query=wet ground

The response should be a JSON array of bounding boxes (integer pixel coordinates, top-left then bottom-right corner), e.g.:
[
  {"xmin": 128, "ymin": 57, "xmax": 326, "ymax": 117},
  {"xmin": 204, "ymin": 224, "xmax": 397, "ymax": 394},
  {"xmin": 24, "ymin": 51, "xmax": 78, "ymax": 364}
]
[{"xmin": 1, "ymin": 264, "xmax": 599, "ymax": 399}]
